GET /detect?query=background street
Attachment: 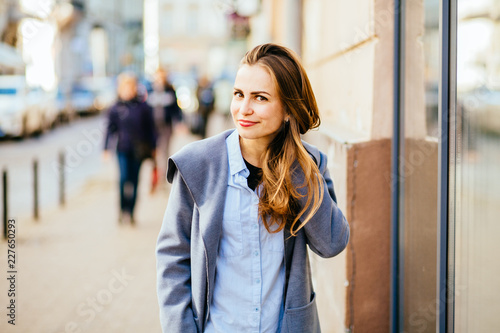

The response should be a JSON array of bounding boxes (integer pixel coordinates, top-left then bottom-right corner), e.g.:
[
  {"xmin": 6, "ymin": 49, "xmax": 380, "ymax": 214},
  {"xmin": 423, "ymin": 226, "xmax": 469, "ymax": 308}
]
[
  {"xmin": 0, "ymin": 114, "xmax": 232, "ymax": 333},
  {"xmin": 0, "ymin": 115, "xmax": 107, "ymax": 219},
  {"xmin": 2, "ymin": 0, "xmax": 500, "ymax": 330}
]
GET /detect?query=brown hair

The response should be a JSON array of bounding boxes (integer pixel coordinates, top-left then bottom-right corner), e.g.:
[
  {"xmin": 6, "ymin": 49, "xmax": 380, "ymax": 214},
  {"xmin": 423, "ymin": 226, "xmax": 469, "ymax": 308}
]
[{"xmin": 241, "ymin": 43, "xmax": 324, "ymax": 236}]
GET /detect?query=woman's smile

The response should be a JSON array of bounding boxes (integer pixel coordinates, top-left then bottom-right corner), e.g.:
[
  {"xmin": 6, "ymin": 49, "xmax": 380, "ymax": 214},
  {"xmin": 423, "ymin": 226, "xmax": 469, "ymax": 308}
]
[{"xmin": 238, "ymin": 119, "xmax": 258, "ymax": 127}]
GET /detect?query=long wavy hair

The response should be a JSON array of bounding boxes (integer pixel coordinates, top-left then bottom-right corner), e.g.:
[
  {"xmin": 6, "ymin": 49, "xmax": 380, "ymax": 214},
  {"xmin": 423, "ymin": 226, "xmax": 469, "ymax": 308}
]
[{"xmin": 241, "ymin": 43, "xmax": 324, "ymax": 236}]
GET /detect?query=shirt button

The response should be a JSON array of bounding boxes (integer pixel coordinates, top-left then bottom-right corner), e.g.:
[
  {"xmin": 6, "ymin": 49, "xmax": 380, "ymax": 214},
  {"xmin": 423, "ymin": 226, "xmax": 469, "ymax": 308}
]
[
  {"xmin": 256, "ymin": 279, "xmax": 260, "ymax": 284},
  {"xmin": 255, "ymin": 307, "xmax": 259, "ymax": 312},
  {"xmin": 253, "ymin": 224, "xmax": 258, "ymax": 230},
  {"xmin": 254, "ymin": 251, "xmax": 259, "ymax": 256}
]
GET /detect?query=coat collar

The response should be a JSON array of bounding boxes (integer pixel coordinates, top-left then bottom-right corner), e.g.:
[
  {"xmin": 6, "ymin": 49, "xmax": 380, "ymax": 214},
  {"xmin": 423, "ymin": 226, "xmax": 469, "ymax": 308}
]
[{"xmin": 167, "ymin": 129, "xmax": 234, "ymax": 282}]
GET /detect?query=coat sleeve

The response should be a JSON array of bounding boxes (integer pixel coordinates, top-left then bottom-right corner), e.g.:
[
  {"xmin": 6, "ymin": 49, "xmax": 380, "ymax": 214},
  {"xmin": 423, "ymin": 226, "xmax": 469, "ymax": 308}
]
[
  {"xmin": 300, "ymin": 151, "xmax": 350, "ymax": 258},
  {"xmin": 143, "ymin": 103, "xmax": 157, "ymax": 150},
  {"xmin": 156, "ymin": 167, "xmax": 198, "ymax": 333},
  {"xmin": 103, "ymin": 105, "xmax": 118, "ymax": 150}
]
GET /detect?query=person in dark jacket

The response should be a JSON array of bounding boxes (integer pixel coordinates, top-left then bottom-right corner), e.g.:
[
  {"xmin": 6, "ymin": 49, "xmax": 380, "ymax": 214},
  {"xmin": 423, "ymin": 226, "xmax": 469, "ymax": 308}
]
[
  {"xmin": 148, "ymin": 68, "xmax": 182, "ymax": 180},
  {"xmin": 104, "ymin": 72, "xmax": 157, "ymax": 224},
  {"xmin": 196, "ymin": 75, "xmax": 215, "ymax": 139}
]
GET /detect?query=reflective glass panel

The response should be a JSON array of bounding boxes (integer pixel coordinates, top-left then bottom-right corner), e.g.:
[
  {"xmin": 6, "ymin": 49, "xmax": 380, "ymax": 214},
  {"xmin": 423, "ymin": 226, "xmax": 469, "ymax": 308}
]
[
  {"xmin": 453, "ymin": 0, "xmax": 500, "ymax": 330},
  {"xmin": 402, "ymin": 0, "xmax": 440, "ymax": 331}
]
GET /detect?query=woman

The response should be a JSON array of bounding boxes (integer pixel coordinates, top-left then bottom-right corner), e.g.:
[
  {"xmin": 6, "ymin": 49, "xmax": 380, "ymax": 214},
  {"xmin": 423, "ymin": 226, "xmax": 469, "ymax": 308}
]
[
  {"xmin": 104, "ymin": 73, "xmax": 157, "ymax": 224},
  {"xmin": 156, "ymin": 44, "xmax": 349, "ymax": 332}
]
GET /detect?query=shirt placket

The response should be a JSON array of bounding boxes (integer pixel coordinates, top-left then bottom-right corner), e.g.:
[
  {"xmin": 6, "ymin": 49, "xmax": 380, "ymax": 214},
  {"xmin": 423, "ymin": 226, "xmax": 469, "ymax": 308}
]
[
  {"xmin": 250, "ymin": 192, "xmax": 261, "ymax": 333},
  {"xmin": 237, "ymin": 172, "xmax": 262, "ymax": 333}
]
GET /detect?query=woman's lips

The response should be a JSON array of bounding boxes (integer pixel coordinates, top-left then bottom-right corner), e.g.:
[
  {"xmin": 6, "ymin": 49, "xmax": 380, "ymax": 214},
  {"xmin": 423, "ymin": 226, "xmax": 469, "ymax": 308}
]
[{"xmin": 238, "ymin": 120, "xmax": 257, "ymax": 127}]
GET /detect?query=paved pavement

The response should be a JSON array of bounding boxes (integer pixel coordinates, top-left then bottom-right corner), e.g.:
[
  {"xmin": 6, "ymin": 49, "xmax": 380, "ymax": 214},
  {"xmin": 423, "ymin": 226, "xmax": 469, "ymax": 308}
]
[{"xmin": 0, "ymin": 113, "xmax": 234, "ymax": 333}]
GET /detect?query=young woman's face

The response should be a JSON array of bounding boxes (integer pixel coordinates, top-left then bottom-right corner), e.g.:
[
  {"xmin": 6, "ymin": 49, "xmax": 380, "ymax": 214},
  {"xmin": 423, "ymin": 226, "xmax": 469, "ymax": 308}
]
[{"xmin": 231, "ymin": 64, "xmax": 285, "ymax": 146}]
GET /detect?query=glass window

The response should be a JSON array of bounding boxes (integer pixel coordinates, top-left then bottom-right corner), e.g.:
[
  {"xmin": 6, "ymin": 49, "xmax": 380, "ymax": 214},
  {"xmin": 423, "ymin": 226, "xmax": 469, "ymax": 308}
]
[
  {"xmin": 401, "ymin": 0, "xmax": 440, "ymax": 331},
  {"xmin": 453, "ymin": 0, "xmax": 500, "ymax": 330}
]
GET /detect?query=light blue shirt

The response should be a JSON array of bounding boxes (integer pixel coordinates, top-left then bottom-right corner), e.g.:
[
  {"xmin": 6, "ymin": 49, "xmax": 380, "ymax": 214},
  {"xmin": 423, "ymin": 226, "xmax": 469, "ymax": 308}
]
[{"xmin": 204, "ymin": 130, "xmax": 285, "ymax": 333}]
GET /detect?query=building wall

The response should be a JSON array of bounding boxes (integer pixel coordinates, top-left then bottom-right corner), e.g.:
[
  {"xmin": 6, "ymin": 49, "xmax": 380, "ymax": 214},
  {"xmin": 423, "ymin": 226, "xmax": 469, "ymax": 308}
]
[
  {"xmin": 302, "ymin": 1, "xmax": 396, "ymax": 331},
  {"xmin": 157, "ymin": 0, "xmax": 229, "ymax": 76}
]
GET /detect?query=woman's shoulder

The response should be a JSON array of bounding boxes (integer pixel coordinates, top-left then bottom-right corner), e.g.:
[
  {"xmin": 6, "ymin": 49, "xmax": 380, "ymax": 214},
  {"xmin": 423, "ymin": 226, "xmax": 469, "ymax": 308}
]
[
  {"xmin": 301, "ymin": 140, "xmax": 323, "ymax": 166},
  {"xmin": 166, "ymin": 129, "xmax": 233, "ymax": 182},
  {"xmin": 174, "ymin": 129, "xmax": 233, "ymax": 159}
]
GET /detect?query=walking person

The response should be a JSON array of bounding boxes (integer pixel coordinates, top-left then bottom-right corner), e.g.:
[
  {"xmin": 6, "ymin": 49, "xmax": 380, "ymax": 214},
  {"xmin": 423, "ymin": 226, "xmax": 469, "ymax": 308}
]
[
  {"xmin": 196, "ymin": 75, "xmax": 215, "ymax": 138},
  {"xmin": 104, "ymin": 72, "xmax": 157, "ymax": 224},
  {"xmin": 156, "ymin": 43, "xmax": 350, "ymax": 332},
  {"xmin": 148, "ymin": 68, "xmax": 182, "ymax": 181}
]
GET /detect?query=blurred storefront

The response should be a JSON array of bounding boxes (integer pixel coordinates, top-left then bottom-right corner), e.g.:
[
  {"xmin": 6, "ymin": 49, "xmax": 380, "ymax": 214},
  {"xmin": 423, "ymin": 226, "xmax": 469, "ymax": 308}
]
[{"xmin": 244, "ymin": 0, "xmax": 500, "ymax": 332}]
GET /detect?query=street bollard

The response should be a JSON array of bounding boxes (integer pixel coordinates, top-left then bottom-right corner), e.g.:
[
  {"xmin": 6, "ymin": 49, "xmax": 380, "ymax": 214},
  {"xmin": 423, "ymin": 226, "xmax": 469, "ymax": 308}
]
[
  {"xmin": 3, "ymin": 169, "xmax": 7, "ymax": 239},
  {"xmin": 34, "ymin": 159, "xmax": 39, "ymax": 220},
  {"xmin": 59, "ymin": 151, "xmax": 65, "ymax": 207}
]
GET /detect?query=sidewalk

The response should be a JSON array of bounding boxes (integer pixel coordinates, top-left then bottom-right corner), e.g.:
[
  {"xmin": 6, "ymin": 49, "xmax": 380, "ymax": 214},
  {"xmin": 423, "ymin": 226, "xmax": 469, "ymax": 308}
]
[{"xmin": 0, "ymin": 114, "xmax": 234, "ymax": 333}]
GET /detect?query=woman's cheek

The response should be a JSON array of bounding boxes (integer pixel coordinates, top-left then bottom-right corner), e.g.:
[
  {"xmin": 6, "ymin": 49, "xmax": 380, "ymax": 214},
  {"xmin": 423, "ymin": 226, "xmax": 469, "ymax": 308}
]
[{"xmin": 230, "ymin": 99, "xmax": 240, "ymax": 117}]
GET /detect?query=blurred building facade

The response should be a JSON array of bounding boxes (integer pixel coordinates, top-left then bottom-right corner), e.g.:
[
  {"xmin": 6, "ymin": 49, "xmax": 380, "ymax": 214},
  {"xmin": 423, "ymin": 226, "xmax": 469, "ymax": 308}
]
[
  {"xmin": 56, "ymin": 0, "xmax": 144, "ymax": 88},
  {"xmin": 244, "ymin": 0, "xmax": 500, "ymax": 332},
  {"xmin": 146, "ymin": 0, "xmax": 232, "ymax": 78},
  {"xmin": 0, "ymin": 0, "xmax": 24, "ymax": 74},
  {"xmin": 0, "ymin": 0, "xmax": 143, "ymax": 89}
]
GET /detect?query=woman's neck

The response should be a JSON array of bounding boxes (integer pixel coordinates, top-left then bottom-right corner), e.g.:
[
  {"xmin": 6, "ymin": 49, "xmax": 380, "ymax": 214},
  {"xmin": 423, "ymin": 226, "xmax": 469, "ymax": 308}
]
[{"xmin": 239, "ymin": 137, "xmax": 268, "ymax": 168}]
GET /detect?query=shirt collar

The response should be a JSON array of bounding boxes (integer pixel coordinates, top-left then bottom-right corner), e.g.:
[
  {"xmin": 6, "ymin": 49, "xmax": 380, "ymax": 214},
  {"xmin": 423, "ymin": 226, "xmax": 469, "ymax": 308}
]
[{"xmin": 226, "ymin": 130, "xmax": 249, "ymax": 178}]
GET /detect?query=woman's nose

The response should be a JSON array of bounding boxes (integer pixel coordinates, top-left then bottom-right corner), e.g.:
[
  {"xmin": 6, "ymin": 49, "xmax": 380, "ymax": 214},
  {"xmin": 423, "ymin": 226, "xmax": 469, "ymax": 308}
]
[{"xmin": 239, "ymin": 98, "xmax": 253, "ymax": 115}]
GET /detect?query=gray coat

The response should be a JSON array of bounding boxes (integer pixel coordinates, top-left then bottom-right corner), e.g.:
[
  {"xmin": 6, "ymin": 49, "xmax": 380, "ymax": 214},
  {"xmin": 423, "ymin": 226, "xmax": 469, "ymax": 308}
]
[{"xmin": 156, "ymin": 129, "xmax": 349, "ymax": 333}]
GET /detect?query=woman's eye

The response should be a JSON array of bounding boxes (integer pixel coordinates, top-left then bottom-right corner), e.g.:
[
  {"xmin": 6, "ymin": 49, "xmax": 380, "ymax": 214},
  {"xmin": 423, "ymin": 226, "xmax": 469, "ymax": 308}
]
[
  {"xmin": 256, "ymin": 95, "xmax": 267, "ymax": 101},
  {"xmin": 234, "ymin": 91, "xmax": 243, "ymax": 98}
]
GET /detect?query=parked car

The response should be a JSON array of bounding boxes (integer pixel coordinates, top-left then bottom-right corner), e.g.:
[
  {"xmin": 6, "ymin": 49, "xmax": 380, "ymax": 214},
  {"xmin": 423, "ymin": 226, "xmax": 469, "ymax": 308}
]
[
  {"xmin": 0, "ymin": 75, "xmax": 46, "ymax": 138},
  {"xmin": 71, "ymin": 77, "xmax": 117, "ymax": 115},
  {"xmin": 88, "ymin": 77, "xmax": 117, "ymax": 112},
  {"xmin": 28, "ymin": 86, "xmax": 58, "ymax": 130},
  {"xmin": 71, "ymin": 82, "xmax": 96, "ymax": 115},
  {"xmin": 56, "ymin": 87, "xmax": 76, "ymax": 123}
]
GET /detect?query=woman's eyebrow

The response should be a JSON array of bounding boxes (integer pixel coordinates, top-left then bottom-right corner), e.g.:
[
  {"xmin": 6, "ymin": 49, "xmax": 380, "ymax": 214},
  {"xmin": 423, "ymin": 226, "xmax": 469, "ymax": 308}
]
[
  {"xmin": 233, "ymin": 87, "xmax": 271, "ymax": 96},
  {"xmin": 250, "ymin": 91, "xmax": 271, "ymax": 96}
]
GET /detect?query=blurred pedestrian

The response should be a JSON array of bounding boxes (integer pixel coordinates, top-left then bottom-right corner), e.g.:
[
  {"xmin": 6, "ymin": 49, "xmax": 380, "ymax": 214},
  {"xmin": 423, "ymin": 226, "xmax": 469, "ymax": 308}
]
[
  {"xmin": 196, "ymin": 75, "xmax": 215, "ymax": 138},
  {"xmin": 148, "ymin": 68, "xmax": 182, "ymax": 182},
  {"xmin": 103, "ymin": 72, "xmax": 157, "ymax": 224},
  {"xmin": 156, "ymin": 43, "xmax": 350, "ymax": 332}
]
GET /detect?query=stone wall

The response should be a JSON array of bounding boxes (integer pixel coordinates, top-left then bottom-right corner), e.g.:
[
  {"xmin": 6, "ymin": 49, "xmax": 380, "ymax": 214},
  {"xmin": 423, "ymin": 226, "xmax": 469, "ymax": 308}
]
[{"xmin": 301, "ymin": 0, "xmax": 396, "ymax": 331}]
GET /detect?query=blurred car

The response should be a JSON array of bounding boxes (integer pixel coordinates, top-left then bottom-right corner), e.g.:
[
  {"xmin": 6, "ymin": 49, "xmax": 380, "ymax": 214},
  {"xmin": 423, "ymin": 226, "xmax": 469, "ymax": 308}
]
[
  {"xmin": 56, "ymin": 85, "xmax": 76, "ymax": 123},
  {"xmin": 71, "ymin": 82, "xmax": 96, "ymax": 115},
  {"xmin": 70, "ymin": 77, "xmax": 117, "ymax": 115},
  {"xmin": 0, "ymin": 75, "xmax": 46, "ymax": 138},
  {"xmin": 89, "ymin": 77, "xmax": 117, "ymax": 112},
  {"xmin": 27, "ymin": 86, "xmax": 58, "ymax": 130}
]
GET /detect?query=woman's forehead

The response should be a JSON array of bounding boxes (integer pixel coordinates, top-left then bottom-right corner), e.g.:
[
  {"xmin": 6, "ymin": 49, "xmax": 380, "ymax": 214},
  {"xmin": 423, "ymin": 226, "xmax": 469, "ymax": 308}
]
[{"xmin": 234, "ymin": 64, "xmax": 275, "ymax": 92}]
